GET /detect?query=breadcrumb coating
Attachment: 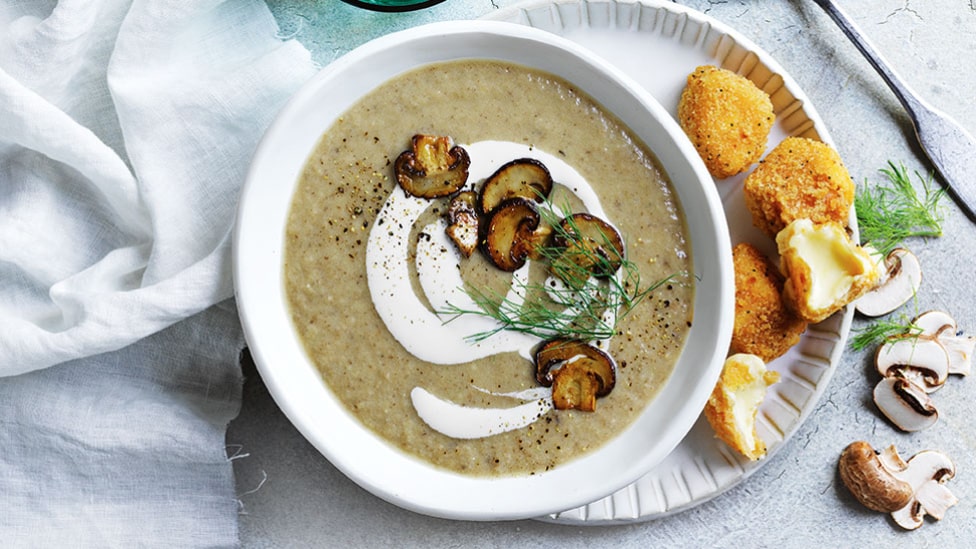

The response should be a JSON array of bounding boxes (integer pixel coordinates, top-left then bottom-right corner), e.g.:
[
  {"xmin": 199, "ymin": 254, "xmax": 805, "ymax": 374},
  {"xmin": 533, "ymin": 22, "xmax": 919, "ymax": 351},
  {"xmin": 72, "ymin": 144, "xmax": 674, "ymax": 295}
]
[
  {"xmin": 743, "ymin": 137, "xmax": 855, "ymax": 238},
  {"xmin": 678, "ymin": 65, "xmax": 775, "ymax": 179},
  {"xmin": 731, "ymin": 243, "xmax": 807, "ymax": 361}
]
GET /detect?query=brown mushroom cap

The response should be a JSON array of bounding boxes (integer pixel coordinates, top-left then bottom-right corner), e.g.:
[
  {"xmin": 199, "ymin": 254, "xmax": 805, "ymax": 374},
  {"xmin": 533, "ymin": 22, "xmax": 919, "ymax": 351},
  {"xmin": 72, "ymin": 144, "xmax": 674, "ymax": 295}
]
[
  {"xmin": 482, "ymin": 197, "xmax": 551, "ymax": 272},
  {"xmin": 550, "ymin": 213, "xmax": 625, "ymax": 281},
  {"xmin": 838, "ymin": 441, "xmax": 914, "ymax": 513},
  {"xmin": 394, "ymin": 134, "xmax": 470, "ymax": 199},
  {"xmin": 478, "ymin": 158, "xmax": 553, "ymax": 214}
]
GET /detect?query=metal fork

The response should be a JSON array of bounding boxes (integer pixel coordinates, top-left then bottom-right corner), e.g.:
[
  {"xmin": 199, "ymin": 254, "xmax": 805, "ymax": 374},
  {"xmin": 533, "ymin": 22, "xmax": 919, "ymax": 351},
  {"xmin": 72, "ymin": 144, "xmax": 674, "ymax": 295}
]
[{"xmin": 812, "ymin": 0, "xmax": 976, "ymax": 221}]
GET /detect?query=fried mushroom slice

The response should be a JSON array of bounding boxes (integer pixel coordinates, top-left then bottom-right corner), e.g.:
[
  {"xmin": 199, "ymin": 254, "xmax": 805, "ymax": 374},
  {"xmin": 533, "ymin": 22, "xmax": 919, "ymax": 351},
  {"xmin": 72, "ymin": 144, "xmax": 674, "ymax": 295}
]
[
  {"xmin": 445, "ymin": 191, "xmax": 479, "ymax": 257},
  {"xmin": 535, "ymin": 338, "xmax": 616, "ymax": 412},
  {"xmin": 478, "ymin": 158, "xmax": 553, "ymax": 214},
  {"xmin": 730, "ymin": 242, "xmax": 807, "ymax": 361},
  {"xmin": 394, "ymin": 134, "xmax": 470, "ymax": 199},
  {"xmin": 482, "ymin": 198, "xmax": 551, "ymax": 272},
  {"xmin": 549, "ymin": 213, "xmax": 625, "ymax": 282},
  {"xmin": 744, "ymin": 137, "xmax": 855, "ymax": 238},
  {"xmin": 678, "ymin": 65, "xmax": 775, "ymax": 179}
]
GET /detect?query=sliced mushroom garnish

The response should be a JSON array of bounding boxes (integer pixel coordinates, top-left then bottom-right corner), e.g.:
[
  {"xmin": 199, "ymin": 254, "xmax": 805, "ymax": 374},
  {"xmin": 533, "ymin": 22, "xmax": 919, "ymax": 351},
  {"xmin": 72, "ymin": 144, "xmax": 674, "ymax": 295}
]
[
  {"xmin": 873, "ymin": 376, "xmax": 939, "ymax": 432},
  {"xmin": 549, "ymin": 213, "xmax": 625, "ymax": 282},
  {"xmin": 445, "ymin": 191, "xmax": 479, "ymax": 257},
  {"xmin": 839, "ymin": 441, "xmax": 958, "ymax": 530},
  {"xmin": 394, "ymin": 134, "xmax": 470, "ymax": 199},
  {"xmin": 482, "ymin": 197, "xmax": 551, "ymax": 272},
  {"xmin": 838, "ymin": 441, "xmax": 914, "ymax": 512},
  {"xmin": 889, "ymin": 449, "xmax": 958, "ymax": 530},
  {"xmin": 478, "ymin": 158, "xmax": 553, "ymax": 214},
  {"xmin": 914, "ymin": 310, "xmax": 975, "ymax": 376},
  {"xmin": 874, "ymin": 336, "xmax": 949, "ymax": 392},
  {"xmin": 534, "ymin": 338, "xmax": 616, "ymax": 412},
  {"xmin": 855, "ymin": 247, "xmax": 922, "ymax": 317}
]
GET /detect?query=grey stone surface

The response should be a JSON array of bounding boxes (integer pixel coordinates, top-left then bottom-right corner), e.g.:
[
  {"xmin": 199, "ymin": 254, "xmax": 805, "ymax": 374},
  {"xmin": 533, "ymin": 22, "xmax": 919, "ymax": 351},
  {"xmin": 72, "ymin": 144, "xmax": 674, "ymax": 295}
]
[{"xmin": 230, "ymin": 1, "xmax": 976, "ymax": 546}]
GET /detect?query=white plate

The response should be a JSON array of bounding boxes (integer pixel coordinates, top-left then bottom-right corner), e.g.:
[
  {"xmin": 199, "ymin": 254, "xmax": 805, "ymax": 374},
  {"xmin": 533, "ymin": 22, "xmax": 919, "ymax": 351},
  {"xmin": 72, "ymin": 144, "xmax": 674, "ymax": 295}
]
[{"xmin": 485, "ymin": 0, "xmax": 854, "ymax": 523}]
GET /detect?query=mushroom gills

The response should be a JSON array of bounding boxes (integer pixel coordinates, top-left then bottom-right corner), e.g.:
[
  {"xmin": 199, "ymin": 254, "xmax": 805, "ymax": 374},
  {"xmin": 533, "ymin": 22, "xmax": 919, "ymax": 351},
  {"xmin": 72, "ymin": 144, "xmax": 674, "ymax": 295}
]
[{"xmin": 873, "ymin": 376, "xmax": 939, "ymax": 432}]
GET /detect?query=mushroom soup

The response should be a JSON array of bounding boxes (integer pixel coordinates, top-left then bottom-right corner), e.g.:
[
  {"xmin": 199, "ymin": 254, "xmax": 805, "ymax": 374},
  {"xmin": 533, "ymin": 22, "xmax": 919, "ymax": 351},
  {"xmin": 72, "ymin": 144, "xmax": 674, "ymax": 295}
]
[{"xmin": 284, "ymin": 60, "xmax": 694, "ymax": 476}]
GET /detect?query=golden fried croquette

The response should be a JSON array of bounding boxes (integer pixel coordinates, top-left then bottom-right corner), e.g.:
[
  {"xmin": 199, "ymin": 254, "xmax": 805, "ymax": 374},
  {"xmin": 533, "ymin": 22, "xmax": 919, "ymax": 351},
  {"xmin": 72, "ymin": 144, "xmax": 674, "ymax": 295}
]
[
  {"xmin": 678, "ymin": 65, "xmax": 775, "ymax": 179},
  {"xmin": 704, "ymin": 353, "xmax": 780, "ymax": 461},
  {"xmin": 743, "ymin": 136, "xmax": 855, "ymax": 238},
  {"xmin": 776, "ymin": 219, "xmax": 880, "ymax": 324},
  {"xmin": 731, "ymin": 242, "xmax": 807, "ymax": 361}
]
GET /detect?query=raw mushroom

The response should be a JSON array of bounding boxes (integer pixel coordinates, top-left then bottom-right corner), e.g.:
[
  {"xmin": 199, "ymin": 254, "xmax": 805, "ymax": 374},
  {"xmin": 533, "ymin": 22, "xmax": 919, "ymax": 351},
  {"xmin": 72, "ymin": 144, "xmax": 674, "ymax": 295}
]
[
  {"xmin": 534, "ymin": 338, "xmax": 616, "ymax": 412},
  {"xmin": 478, "ymin": 158, "xmax": 553, "ymax": 214},
  {"xmin": 889, "ymin": 450, "xmax": 959, "ymax": 530},
  {"xmin": 482, "ymin": 197, "xmax": 551, "ymax": 272},
  {"xmin": 873, "ymin": 376, "xmax": 939, "ymax": 432},
  {"xmin": 837, "ymin": 441, "xmax": 913, "ymax": 512},
  {"xmin": 838, "ymin": 441, "xmax": 958, "ymax": 530},
  {"xmin": 855, "ymin": 248, "xmax": 922, "ymax": 317},
  {"xmin": 874, "ymin": 336, "xmax": 949, "ymax": 393},
  {"xmin": 445, "ymin": 191, "xmax": 479, "ymax": 257},
  {"xmin": 914, "ymin": 310, "xmax": 975, "ymax": 376},
  {"xmin": 394, "ymin": 134, "xmax": 471, "ymax": 199}
]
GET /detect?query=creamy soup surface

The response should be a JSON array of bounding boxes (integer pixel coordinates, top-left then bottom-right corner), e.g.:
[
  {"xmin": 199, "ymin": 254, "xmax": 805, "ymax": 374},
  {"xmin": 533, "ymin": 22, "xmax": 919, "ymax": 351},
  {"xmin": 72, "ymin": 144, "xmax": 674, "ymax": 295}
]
[{"xmin": 284, "ymin": 60, "xmax": 694, "ymax": 476}]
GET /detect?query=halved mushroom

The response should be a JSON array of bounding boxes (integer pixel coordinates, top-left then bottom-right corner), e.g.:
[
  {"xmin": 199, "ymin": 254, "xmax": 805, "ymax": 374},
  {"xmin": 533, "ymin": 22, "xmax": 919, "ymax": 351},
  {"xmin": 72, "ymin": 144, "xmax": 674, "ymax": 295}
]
[
  {"xmin": 549, "ymin": 213, "xmax": 625, "ymax": 282},
  {"xmin": 914, "ymin": 310, "xmax": 975, "ymax": 376},
  {"xmin": 874, "ymin": 336, "xmax": 949, "ymax": 393},
  {"xmin": 534, "ymin": 338, "xmax": 616, "ymax": 412},
  {"xmin": 478, "ymin": 158, "xmax": 553, "ymax": 214},
  {"xmin": 394, "ymin": 134, "xmax": 470, "ymax": 199},
  {"xmin": 482, "ymin": 198, "xmax": 551, "ymax": 272},
  {"xmin": 890, "ymin": 449, "xmax": 959, "ymax": 530},
  {"xmin": 838, "ymin": 441, "xmax": 958, "ymax": 530},
  {"xmin": 445, "ymin": 191, "xmax": 479, "ymax": 257},
  {"xmin": 873, "ymin": 376, "xmax": 939, "ymax": 432},
  {"xmin": 855, "ymin": 248, "xmax": 922, "ymax": 317},
  {"xmin": 838, "ymin": 441, "xmax": 914, "ymax": 512}
]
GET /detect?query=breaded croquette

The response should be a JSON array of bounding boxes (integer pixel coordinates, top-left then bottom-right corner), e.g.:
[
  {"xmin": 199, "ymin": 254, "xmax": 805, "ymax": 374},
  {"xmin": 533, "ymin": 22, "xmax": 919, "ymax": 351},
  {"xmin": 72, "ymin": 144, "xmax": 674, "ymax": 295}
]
[
  {"xmin": 678, "ymin": 65, "xmax": 775, "ymax": 179},
  {"xmin": 704, "ymin": 353, "xmax": 780, "ymax": 461},
  {"xmin": 776, "ymin": 219, "xmax": 880, "ymax": 324},
  {"xmin": 731, "ymin": 243, "xmax": 807, "ymax": 361},
  {"xmin": 743, "ymin": 136, "xmax": 855, "ymax": 238}
]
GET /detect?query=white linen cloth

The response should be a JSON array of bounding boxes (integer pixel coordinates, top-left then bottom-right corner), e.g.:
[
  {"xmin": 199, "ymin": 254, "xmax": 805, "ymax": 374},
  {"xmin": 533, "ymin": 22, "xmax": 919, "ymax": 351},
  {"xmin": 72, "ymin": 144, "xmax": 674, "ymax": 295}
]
[{"xmin": 0, "ymin": 0, "xmax": 316, "ymax": 544}]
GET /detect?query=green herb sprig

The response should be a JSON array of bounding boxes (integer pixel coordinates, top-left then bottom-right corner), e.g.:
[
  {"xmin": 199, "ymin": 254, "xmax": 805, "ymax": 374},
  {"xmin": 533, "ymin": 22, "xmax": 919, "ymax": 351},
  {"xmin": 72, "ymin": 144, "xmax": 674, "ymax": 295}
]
[
  {"xmin": 849, "ymin": 314, "xmax": 923, "ymax": 352},
  {"xmin": 439, "ymin": 198, "xmax": 682, "ymax": 343},
  {"xmin": 855, "ymin": 161, "xmax": 945, "ymax": 256}
]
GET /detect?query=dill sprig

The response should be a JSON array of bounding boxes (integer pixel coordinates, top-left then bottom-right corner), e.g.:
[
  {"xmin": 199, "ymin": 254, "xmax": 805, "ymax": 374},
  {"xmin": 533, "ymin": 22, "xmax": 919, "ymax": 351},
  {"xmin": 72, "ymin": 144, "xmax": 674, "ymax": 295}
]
[
  {"xmin": 439, "ymin": 197, "xmax": 681, "ymax": 342},
  {"xmin": 849, "ymin": 315, "xmax": 922, "ymax": 352},
  {"xmin": 855, "ymin": 161, "xmax": 945, "ymax": 256}
]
